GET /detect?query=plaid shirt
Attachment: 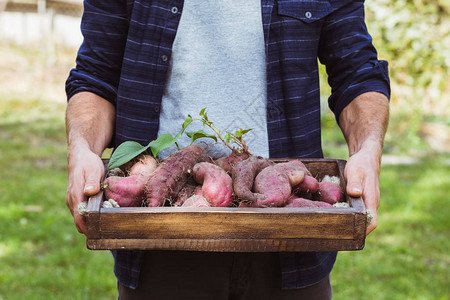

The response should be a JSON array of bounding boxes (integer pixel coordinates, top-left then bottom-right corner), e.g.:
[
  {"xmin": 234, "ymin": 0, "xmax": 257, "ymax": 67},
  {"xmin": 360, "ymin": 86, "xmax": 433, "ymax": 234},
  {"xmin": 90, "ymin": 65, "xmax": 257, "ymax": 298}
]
[{"xmin": 66, "ymin": 0, "xmax": 390, "ymax": 290}]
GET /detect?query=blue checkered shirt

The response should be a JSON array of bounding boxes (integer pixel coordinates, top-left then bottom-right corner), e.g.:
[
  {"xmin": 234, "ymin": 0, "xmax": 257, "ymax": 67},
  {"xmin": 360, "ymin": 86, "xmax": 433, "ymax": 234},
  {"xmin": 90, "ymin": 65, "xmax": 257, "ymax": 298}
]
[{"xmin": 66, "ymin": 0, "xmax": 390, "ymax": 290}]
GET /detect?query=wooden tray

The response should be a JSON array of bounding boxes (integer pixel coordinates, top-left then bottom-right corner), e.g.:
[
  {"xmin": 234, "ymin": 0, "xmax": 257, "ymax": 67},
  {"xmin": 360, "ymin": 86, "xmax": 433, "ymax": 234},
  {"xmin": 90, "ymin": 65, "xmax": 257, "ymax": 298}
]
[{"xmin": 85, "ymin": 158, "xmax": 368, "ymax": 252}]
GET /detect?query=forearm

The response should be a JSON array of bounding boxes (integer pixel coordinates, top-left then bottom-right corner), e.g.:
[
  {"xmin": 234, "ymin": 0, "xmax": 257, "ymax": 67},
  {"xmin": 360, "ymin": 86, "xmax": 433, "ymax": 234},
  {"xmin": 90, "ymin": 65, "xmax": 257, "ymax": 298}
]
[
  {"xmin": 65, "ymin": 92, "xmax": 115, "ymax": 234},
  {"xmin": 338, "ymin": 91, "xmax": 389, "ymax": 234},
  {"xmin": 339, "ymin": 92, "xmax": 389, "ymax": 158},
  {"xmin": 66, "ymin": 92, "xmax": 116, "ymax": 156}
]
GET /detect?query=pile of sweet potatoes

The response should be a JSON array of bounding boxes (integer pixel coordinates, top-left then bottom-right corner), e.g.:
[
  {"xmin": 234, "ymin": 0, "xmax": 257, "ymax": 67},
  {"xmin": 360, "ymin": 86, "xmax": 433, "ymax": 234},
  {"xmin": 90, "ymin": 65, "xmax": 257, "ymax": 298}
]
[{"xmin": 102, "ymin": 146, "xmax": 344, "ymax": 208}]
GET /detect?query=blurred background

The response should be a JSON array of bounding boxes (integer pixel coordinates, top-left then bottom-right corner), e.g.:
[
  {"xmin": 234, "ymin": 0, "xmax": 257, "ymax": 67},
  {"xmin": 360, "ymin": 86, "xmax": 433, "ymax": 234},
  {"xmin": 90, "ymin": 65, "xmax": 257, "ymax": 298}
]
[{"xmin": 0, "ymin": 1, "xmax": 448, "ymax": 299}]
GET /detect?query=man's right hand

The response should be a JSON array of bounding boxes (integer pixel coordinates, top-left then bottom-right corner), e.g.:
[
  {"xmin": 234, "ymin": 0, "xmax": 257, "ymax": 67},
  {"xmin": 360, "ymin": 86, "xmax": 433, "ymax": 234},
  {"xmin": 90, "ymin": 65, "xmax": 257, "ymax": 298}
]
[
  {"xmin": 65, "ymin": 92, "xmax": 115, "ymax": 234},
  {"xmin": 66, "ymin": 144, "xmax": 105, "ymax": 234}
]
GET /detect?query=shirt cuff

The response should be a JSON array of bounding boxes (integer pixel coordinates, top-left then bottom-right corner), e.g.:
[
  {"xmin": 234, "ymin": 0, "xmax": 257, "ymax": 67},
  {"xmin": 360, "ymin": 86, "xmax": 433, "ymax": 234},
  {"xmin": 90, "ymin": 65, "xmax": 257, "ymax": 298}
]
[{"xmin": 329, "ymin": 60, "xmax": 390, "ymax": 124}]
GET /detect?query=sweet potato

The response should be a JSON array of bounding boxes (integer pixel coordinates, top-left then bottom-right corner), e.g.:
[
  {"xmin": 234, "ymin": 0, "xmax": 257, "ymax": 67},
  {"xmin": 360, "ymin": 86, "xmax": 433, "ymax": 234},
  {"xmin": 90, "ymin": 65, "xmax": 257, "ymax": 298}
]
[
  {"xmin": 237, "ymin": 201, "xmax": 253, "ymax": 208},
  {"xmin": 284, "ymin": 197, "xmax": 332, "ymax": 208},
  {"xmin": 103, "ymin": 175, "xmax": 146, "ymax": 207},
  {"xmin": 318, "ymin": 180, "xmax": 343, "ymax": 204},
  {"xmin": 289, "ymin": 160, "xmax": 319, "ymax": 194},
  {"xmin": 215, "ymin": 149, "xmax": 251, "ymax": 174},
  {"xmin": 232, "ymin": 156, "xmax": 274, "ymax": 203},
  {"xmin": 129, "ymin": 154, "xmax": 158, "ymax": 177},
  {"xmin": 107, "ymin": 167, "xmax": 126, "ymax": 177},
  {"xmin": 172, "ymin": 177, "xmax": 199, "ymax": 207},
  {"xmin": 192, "ymin": 185, "xmax": 203, "ymax": 196},
  {"xmin": 292, "ymin": 175, "xmax": 320, "ymax": 194},
  {"xmin": 193, "ymin": 162, "xmax": 233, "ymax": 207},
  {"xmin": 181, "ymin": 195, "xmax": 211, "ymax": 207},
  {"xmin": 252, "ymin": 160, "xmax": 306, "ymax": 207},
  {"xmin": 145, "ymin": 145, "xmax": 209, "ymax": 207}
]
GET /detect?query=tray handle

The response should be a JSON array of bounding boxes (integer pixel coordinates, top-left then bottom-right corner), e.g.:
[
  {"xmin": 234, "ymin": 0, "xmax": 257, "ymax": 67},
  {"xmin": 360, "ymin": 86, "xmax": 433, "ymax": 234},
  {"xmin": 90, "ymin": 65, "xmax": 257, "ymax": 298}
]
[
  {"xmin": 86, "ymin": 160, "xmax": 109, "ymax": 212},
  {"xmin": 85, "ymin": 160, "xmax": 109, "ymax": 239}
]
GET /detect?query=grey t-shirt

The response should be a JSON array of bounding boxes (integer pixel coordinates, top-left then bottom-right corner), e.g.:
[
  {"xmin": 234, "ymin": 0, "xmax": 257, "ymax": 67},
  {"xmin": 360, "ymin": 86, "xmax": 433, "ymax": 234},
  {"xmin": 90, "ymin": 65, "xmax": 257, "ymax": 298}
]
[{"xmin": 157, "ymin": 0, "xmax": 269, "ymax": 159}]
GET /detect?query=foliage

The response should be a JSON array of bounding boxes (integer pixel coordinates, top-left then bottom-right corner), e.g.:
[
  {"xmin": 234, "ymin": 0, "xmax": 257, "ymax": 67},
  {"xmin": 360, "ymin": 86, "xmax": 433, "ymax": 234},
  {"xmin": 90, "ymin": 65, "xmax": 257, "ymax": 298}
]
[
  {"xmin": 366, "ymin": 0, "xmax": 450, "ymax": 111},
  {"xmin": 108, "ymin": 108, "xmax": 252, "ymax": 169},
  {"xmin": 189, "ymin": 108, "xmax": 253, "ymax": 155},
  {"xmin": 107, "ymin": 116, "xmax": 193, "ymax": 169},
  {"xmin": 365, "ymin": 0, "xmax": 450, "ymax": 154},
  {"xmin": 319, "ymin": 0, "xmax": 450, "ymax": 156}
]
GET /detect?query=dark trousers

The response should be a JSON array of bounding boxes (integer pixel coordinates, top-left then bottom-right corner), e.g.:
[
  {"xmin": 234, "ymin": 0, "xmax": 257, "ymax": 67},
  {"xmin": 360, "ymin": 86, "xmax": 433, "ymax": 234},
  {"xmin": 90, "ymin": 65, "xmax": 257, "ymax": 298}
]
[{"xmin": 118, "ymin": 251, "xmax": 332, "ymax": 300}]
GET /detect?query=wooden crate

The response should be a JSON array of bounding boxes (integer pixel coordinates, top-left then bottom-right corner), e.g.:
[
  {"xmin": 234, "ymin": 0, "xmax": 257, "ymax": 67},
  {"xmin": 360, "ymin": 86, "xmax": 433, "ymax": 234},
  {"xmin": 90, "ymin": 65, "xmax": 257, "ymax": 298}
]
[{"xmin": 85, "ymin": 159, "xmax": 368, "ymax": 252}]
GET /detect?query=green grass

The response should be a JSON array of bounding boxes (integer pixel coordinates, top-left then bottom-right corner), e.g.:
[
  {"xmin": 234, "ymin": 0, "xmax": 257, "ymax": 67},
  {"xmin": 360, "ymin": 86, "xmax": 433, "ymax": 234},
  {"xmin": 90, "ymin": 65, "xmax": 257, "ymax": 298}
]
[
  {"xmin": 320, "ymin": 103, "xmax": 450, "ymax": 299},
  {"xmin": 333, "ymin": 157, "xmax": 450, "ymax": 300},
  {"xmin": 0, "ymin": 98, "xmax": 117, "ymax": 300},
  {"xmin": 1, "ymin": 96, "xmax": 449, "ymax": 299}
]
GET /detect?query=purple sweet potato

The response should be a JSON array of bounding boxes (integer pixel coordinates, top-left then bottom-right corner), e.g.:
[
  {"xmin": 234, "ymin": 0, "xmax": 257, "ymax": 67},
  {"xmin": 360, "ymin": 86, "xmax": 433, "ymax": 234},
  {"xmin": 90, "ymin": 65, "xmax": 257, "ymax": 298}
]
[
  {"xmin": 145, "ymin": 145, "xmax": 209, "ymax": 207},
  {"xmin": 193, "ymin": 185, "xmax": 203, "ymax": 196},
  {"xmin": 172, "ymin": 177, "xmax": 199, "ymax": 207},
  {"xmin": 103, "ymin": 175, "xmax": 146, "ymax": 207},
  {"xmin": 318, "ymin": 181, "xmax": 343, "ymax": 204},
  {"xmin": 129, "ymin": 154, "xmax": 158, "ymax": 177},
  {"xmin": 252, "ymin": 160, "xmax": 306, "ymax": 207},
  {"xmin": 193, "ymin": 162, "xmax": 233, "ymax": 207},
  {"xmin": 292, "ymin": 175, "xmax": 320, "ymax": 194},
  {"xmin": 232, "ymin": 156, "xmax": 274, "ymax": 203},
  {"xmin": 290, "ymin": 160, "xmax": 319, "ymax": 194},
  {"xmin": 238, "ymin": 201, "xmax": 253, "ymax": 208},
  {"xmin": 215, "ymin": 149, "xmax": 251, "ymax": 174},
  {"xmin": 181, "ymin": 195, "xmax": 211, "ymax": 207},
  {"xmin": 284, "ymin": 197, "xmax": 332, "ymax": 208}
]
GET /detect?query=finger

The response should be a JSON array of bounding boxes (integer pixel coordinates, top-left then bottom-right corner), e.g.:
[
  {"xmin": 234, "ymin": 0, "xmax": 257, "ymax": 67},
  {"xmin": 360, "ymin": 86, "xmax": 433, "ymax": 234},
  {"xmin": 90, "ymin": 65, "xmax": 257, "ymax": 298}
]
[
  {"xmin": 66, "ymin": 183, "xmax": 88, "ymax": 234},
  {"xmin": 364, "ymin": 198, "xmax": 378, "ymax": 235},
  {"xmin": 74, "ymin": 212, "xmax": 87, "ymax": 234},
  {"xmin": 362, "ymin": 176, "xmax": 380, "ymax": 235},
  {"xmin": 345, "ymin": 168, "xmax": 364, "ymax": 197},
  {"xmin": 83, "ymin": 165, "xmax": 104, "ymax": 197},
  {"xmin": 366, "ymin": 210, "xmax": 378, "ymax": 235}
]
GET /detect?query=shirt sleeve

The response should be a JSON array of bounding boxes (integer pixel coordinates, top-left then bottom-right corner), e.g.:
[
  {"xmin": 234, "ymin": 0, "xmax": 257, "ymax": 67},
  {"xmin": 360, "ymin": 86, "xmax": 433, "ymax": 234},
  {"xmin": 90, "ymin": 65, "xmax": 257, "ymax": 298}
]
[
  {"xmin": 318, "ymin": 0, "xmax": 390, "ymax": 123},
  {"xmin": 65, "ymin": 0, "xmax": 130, "ymax": 105}
]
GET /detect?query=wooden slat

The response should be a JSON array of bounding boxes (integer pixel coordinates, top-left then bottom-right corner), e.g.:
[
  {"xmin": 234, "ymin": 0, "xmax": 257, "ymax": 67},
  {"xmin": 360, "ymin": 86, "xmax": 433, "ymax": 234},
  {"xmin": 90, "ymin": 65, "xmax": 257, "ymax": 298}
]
[
  {"xmin": 98, "ymin": 208, "xmax": 356, "ymax": 240},
  {"xmin": 85, "ymin": 159, "xmax": 108, "ymax": 239},
  {"xmin": 349, "ymin": 197, "xmax": 366, "ymax": 212},
  {"xmin": 85, "ymin": 190, "xmax": 102, "ymax": 239},
  {"xmin": 86, "ymin": 238, "xmax": 365, "ymax": 252},
  {"xmin": 354, "ymin": 211, "xmax": 367, "ymax": 245},
  {"xmin": 87, "ymin": 191, "xmax": 102, "ymax": 213}
]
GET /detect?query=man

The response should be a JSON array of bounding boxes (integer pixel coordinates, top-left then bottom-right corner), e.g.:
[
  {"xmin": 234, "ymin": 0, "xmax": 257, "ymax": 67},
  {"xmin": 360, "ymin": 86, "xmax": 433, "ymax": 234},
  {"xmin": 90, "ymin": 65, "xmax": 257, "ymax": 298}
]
[{"xmin": 65, "ymin": 1, "xmax": 389, "ymax": 299}]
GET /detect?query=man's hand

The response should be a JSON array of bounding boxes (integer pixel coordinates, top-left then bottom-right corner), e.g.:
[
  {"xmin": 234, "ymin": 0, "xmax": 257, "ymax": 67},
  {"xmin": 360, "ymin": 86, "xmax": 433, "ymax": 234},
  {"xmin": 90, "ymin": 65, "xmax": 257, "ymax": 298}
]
[
  {"xmin": 65, "ymin": 92, "xmax": 115, "ymax": 234},
  {"xmin": 339, "ymin": 92, "xmax": 389, "ymax": 236},
  {"xmin": 344, "ymin": 139, "xmax": 381, "ymax": 235},
  {"xmin": 66, "ymin": 144, "xmax": 105, "ymax": 234}
]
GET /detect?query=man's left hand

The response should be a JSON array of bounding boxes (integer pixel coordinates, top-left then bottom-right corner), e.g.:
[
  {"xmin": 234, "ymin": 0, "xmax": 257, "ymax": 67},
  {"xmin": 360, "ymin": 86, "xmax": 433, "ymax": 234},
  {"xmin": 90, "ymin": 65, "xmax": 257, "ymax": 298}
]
[{"xmin": 344, "ymin": 140, "xmax": 382, "ymax": 235}]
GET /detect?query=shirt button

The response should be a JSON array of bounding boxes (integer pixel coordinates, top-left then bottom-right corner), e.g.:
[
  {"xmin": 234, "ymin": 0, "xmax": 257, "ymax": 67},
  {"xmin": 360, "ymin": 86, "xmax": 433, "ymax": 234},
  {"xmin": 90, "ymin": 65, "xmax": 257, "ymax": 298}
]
[
  {"xmin": 171, "ymin": 7, "xmax": 178, "ymax": 14},
  {"xmin": 161, "ymin": 54, "xmax": 168, "ymax": 62},
  {"xmin": 154, "ymin": 106, "xmax": 160, "ymax": 113},
  {"xmin": 305, "ymin": 11, "xmax": 312, "ymax": 19}
]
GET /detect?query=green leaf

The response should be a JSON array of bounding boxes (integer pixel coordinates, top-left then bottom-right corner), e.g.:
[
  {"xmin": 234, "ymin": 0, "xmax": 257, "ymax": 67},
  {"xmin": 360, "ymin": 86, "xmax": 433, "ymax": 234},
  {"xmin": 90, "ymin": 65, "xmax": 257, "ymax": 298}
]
[
  {"xmin": 199, "ymin": 108, "xmax": 206, "ymax": 116},
  {"xmin": 182, "ymin": 115, "xmax": 193, "ymax": 130},
  {"xmin": 224, "ymin": 133, "xmax": 231, "ymax": 145},
  {"xmin": 148, "ymin": 134, "xmax": 176, "ymax": 157},
  {"xmin": 235, "ymin": 128, "xmax": 253, "ymax": 138},
  {"xmin": 108, "ymin": 114, "xmax": 196, "ymax": 169},
  {"xmin": 186, "ymin": 130, "xmax": 218, "ymax": 144},
  {"xmin": 108, "ymin": 141, "xmax": 149, "ymax": 169},
  {"xmin": 149, "ymin": 115, "xmax": 194, "ymax": 157}
]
